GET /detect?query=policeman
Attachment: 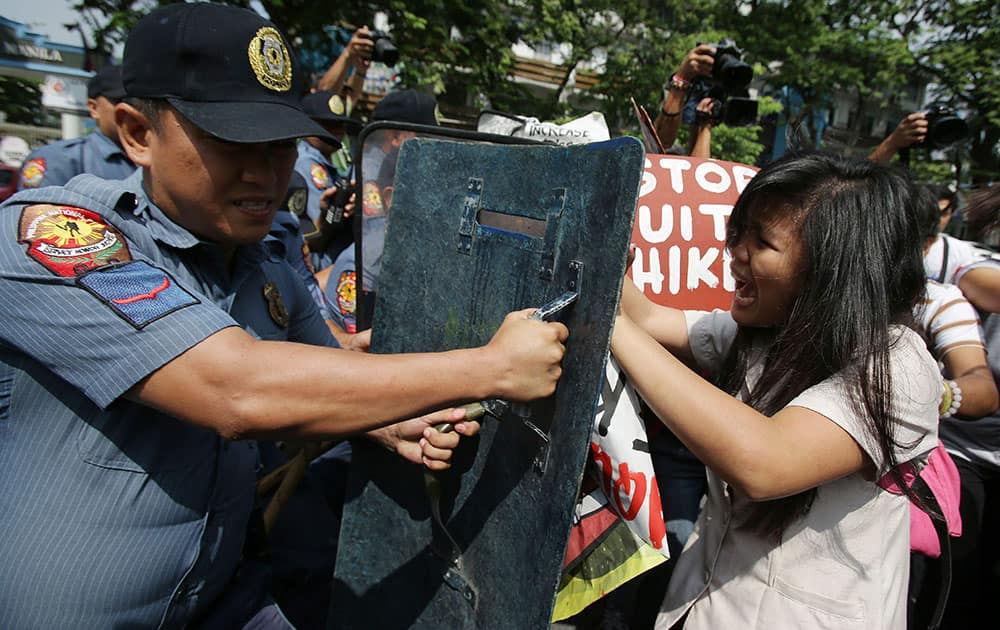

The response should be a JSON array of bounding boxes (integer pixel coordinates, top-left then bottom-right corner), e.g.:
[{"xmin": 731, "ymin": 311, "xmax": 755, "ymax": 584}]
[
  {"xmin": 295, "ymin": 90, "xmax": 360, "ymax": 268},
  {"xmin": 266, "ymin": 172, "xmax": 363, "ymax": 348},
  {"xmin": 0, "ymin": 3, "xmax": 567, "ymax": 628},
  {"xmin": 18, "ymin": 64, "xmax": 136, "ymax": 189},
  {"xmin": 324, "ymin": 89, "xmax": 440, "ymax": 332}
]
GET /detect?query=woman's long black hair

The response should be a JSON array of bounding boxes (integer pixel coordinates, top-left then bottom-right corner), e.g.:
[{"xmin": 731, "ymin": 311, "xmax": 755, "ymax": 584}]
[{"xmin": 718, "ymin": 152, "xmax": 928, "ymax": 538}]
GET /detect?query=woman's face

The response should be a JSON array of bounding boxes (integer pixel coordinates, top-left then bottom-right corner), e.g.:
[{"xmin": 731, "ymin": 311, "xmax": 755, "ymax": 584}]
[{"xmin": 728, "ymin": 208, "xmax": 807, "ymax": 328}]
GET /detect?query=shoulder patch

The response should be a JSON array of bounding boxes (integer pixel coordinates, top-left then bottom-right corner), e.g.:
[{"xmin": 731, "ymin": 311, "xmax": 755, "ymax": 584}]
[
  {"xmin": 336, "ymin": 270, "xmax": 357, "ymax": 333},
  {"xmin": 362, "ymin": 181, "xmax": 384, "ymax": 216},
  {"xmin": 20, "ymin": 158, "xmax": 46, "ymax": 188},
  {"xmin": 310, "ymin": 163, "xmax": 331, "ymax": 189},
  {"xmin": 77, "ymin": 261, "xmax": 200, "ymax": 329},
  {"xmin": 19, "ymin": 205, "xmax": 132, "ymax": 277}
]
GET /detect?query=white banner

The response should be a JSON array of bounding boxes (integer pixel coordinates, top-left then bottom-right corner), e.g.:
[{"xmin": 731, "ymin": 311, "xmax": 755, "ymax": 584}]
[
  {"xmin": 477, "ymin": 110, "xmax": 610, "ymax": 146},
  {"xmin": 589, "ymin": 355, "xmax": 669, "ymax": 555}
]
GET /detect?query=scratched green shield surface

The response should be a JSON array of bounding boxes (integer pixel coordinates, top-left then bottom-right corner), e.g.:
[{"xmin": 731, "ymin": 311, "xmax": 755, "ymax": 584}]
[{"xmin": 330, "ymin": 137, "xmax": 644, "ymax": 629}]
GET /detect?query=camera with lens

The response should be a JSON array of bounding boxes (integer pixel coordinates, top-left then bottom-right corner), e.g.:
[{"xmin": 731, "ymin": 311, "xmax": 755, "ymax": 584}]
[
  {"xmin": 915, "ymin": 103, "xmax": 969, "ymax": 150},
  {"xmin": 686, "ymin": 39, "xmax": 758, "ymax": 127},
  {"xmin": 366, "ymin": 30, "xmax": 399, "ymax": 67}
]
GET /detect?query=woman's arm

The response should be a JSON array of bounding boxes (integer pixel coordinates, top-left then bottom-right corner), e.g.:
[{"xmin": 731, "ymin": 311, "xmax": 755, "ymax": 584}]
[
  {"xmin": 612, "ymin": 314, "xmax": 868, "ymax": 500},
  {"xmin": 940, "ymin": 346, "xmax": 999, "ymax": 419},
  {"xmin": 619, "ymin": 278, "xmax": 693, "ymax": 360}
]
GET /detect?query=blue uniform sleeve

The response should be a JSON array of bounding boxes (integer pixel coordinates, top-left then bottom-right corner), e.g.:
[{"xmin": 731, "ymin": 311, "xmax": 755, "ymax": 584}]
[
  {"xmin": 295, "ymin": 152, "xmax": 329, "ymax": 224},
  {"xmin": 0, "ymin": 203, "xmax": 240, "ymax": 409},
  {"xmin": 281, "ymin": 262, "xmax": 339, "ymax": 348},
  {"xmin": 325, "ymin": 246, "xmax": 357, "ymax": 334},
  {"xmin": 19, "ymin": 143, "xmax": 80, "ymax": 190}
]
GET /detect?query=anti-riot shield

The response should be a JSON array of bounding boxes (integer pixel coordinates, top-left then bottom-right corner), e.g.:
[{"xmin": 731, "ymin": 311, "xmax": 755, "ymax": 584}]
[
  {"xmin": 330, "ymin": 136, "xmax": 644, "ymax": 629},
  {"xmin": 352, "ymin": 123, "xmax": 538, "ymax": 332}
]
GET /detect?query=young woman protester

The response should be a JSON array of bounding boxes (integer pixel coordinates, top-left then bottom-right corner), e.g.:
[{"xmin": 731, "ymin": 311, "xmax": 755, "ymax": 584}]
[{"xmin": 612, "ymin": 152, "xmax": 941, "ymax": 629}]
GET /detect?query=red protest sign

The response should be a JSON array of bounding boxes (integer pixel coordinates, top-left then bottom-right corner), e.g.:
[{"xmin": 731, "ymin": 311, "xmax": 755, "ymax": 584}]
[{"xmin": 629, "ymin": 155, "xmax": 758, "ymax": 311}]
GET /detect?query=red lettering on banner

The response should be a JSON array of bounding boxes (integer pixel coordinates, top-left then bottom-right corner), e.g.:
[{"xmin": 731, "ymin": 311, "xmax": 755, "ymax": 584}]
[
  {"xmin": 647, "ymin": 476, "xmax": 666, "ymax": 549},
  {"xmin": 630, "ymin": 155, "xmax": 758, "ymax": 310},
  {"xmin": 613, "ymin": 462, "xmax": 646, "ymax": 521}
]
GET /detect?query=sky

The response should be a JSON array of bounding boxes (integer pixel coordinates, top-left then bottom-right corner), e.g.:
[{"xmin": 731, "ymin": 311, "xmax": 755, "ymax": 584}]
[{"xmin": 4, "ymin": 0, "xmax": 83, "ymax": 46}]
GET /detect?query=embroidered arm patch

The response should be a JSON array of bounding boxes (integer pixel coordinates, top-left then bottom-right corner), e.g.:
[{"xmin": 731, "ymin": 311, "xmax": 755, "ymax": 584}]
[
  {"xmin": 20, "ymin": 158, "xmax": 46, "ymax": 188},
  {"xmin": 310, "ymin": 163, "xmax": 331, "ymax": 189},
  {"xmin": 77, "ymin": 261, "xmax": 200, "ymax": 329},
  {"xmin": 336, "ymin": 270, "xmax": 357, "ymax": 333},
  {"xmin": 18, "ymin": 205, "xmax": 132, "ymax": 277}
]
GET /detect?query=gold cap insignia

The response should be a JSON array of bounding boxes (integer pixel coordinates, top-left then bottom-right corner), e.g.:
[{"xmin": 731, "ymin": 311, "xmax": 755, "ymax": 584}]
[
  {"xmin": 263, "ymin": 281, "xmax": 290, "ymax": 328},
  {"xmin": 328, "ymin": 95, "xmax": 345, "ymax": 115},
  {"xmin": 248, "ymin": 27, "xmax": 292, "ymax": 92},
  {"xmin": 288, "ymin": 188, "xmax": 307, "ymax": 216}
]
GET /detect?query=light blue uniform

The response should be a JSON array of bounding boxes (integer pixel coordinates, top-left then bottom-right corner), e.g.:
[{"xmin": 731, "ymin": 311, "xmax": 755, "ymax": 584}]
[
  {"xmin": 267, "ymin": 209, "xmax": 335, "ymax": 321},
  {"xmin": 294, "ymin": 142, "xmax": 337, "ymax": 225},
  {"xmin": 18, "ymin": 130, "xmax": 136, "ymax": 190},
  {"xmin": 0, "ymin": 171, "xmax": 336, "ymax": 628},
  {"xmin": 294, "ymin": 142, "xmax": 354, "ymax": 270}
]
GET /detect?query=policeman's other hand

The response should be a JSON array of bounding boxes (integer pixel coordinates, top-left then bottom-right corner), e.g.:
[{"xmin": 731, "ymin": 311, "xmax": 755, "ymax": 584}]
[
  {"xmin": 887, "ymin": 113, "xmax": 928, "ymax": 151},
  {"xmin": 375, "ymin": 408, "xmax": 475, "ymax": 468},
  {"xmin": 487, "ymin": 308, "xmax": 569, "ymax": 402},
  {"xmin": 678, "ymin": 44, "xmax": 715, "ymax": 81},
  {"xmin": 420, "ymin": 408, "xmax": 482, "ymax": 471}
]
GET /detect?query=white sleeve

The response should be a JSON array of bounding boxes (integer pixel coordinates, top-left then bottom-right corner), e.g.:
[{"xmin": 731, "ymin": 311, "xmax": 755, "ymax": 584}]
[{"xmin": 787, "ymin": 328, "xmax": 940, "ymax": 475}]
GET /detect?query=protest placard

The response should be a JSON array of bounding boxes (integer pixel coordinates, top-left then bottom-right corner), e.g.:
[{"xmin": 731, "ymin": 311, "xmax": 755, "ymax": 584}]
[{"xmin": 631, "ymin": 155, "xmax": 758, "ymax": 310}]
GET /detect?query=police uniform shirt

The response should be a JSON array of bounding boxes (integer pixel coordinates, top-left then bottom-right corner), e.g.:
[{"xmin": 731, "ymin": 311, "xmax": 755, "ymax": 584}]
[
  {"xmin": 326, "ymin": 244, "xmax": 358, "ymax": 333},
  {"xmin": 294, "ymin": 141, "xmax": 337, "ymax": 225},
  {"xmin": 18, "ymin": 130, "xmax": 136, "ymax": 190},
  {"xmin": 267, "ymin": 209, "xmax": 335, "ymax": 322},
  {"xmin": 0, "ymin": 172, "xmax": 336, "ymax": 628}
]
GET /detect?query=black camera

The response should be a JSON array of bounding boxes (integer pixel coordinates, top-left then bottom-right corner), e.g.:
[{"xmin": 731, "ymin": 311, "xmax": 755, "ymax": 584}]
[
  {"xmin": 686, "ymin": 39, "xmax": 758, "ymax": 127},
  {"xmin": 367, "ymin": 30, "xmax": 399, "ymax": 67},
  {"xmin": 916, "ymin": 103, "xmax": 969, "ymax": 150},
  {"xmin": 709, "ymin": 39, "xmax": 754, "ymax": 91}
]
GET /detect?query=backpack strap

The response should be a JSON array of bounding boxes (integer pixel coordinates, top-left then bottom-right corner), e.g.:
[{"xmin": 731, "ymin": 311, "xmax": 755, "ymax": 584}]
[
  {"xmin": 937, "ymin": 236, "xmax": 950, "ymax": 284},
  {"xmin": 911, "ymin": 474, "xmax": 952, "ymax": 630}
]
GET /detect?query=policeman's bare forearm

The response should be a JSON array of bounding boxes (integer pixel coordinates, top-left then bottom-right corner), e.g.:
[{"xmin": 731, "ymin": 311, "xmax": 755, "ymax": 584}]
[{"xmin": 129, "ymin": 316, "xmax": 566, "ymax": 440}]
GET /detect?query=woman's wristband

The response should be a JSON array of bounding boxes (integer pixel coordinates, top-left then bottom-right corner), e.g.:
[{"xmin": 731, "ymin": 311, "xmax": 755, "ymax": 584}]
[{"xmin": 940, "ymin": 379, "xmax": 963, "ymax": 418}]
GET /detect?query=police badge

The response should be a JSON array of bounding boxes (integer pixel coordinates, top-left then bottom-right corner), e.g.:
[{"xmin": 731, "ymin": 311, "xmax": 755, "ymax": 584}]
[
  {"xmin": 248, "ymin": 27, "xmax": 292, "ymax": 92},
  {"xmin": 262, "ymin": 281, "xmax": 289, "ymax": 328}
]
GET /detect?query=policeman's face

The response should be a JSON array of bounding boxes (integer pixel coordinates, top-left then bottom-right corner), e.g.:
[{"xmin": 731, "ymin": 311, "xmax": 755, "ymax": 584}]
[
  {"xmin": 143, "ymin": 108, "xmax": 296, "ymax": 249},
  {"xmin": 88, "ymin": 96, "xmax": 120, "ymax": 141}
]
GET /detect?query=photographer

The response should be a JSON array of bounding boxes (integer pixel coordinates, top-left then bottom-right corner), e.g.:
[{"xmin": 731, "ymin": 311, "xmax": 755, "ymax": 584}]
[
  {"xmin": 869, "ymin": 112, "xmax": 930, "ymax": 164},
  {"xmin": 295, "ymin": 90, "xmax": 360, "ymax": 269},
  {"xmin": 317, "ymin": 26, "xmax": 374, "ymax": 101},
  {"xmin": 654, "ymin": 44, "xmax": 715, "ymax": 151},
  {"xmin": 689, "ymin": 97, "xmax": 717, "ymax": 159}
]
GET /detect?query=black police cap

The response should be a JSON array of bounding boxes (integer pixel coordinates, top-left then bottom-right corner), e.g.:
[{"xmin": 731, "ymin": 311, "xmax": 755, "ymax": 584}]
[
  {"xmin": 301, "ymin": 90, "xmax": 362, "ymax": 137},
  {"xmin": 122, "ymin": 2, "xmax": 334, "ymax": 145},
  {"xmin": 87, "ymin": 65, "xmax": 126, "ymax": 100},
  {"xmin": 373, "ymin": 90, "xmax": 440, "ymax": 126}
]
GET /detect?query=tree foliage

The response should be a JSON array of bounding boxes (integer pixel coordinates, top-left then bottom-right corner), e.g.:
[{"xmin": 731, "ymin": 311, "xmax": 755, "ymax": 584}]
[{"xmin": 65, "ymin": 0, "xmax": 998, "ymax": 175}]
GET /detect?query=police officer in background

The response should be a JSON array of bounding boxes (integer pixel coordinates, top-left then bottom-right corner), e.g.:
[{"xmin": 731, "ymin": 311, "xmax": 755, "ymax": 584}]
[
  {"xmin": 321, "ymin": 89, "xmax": 440, "ymax": 334},
  {"xmin": 0, "ymin": 3, "xmax": 567, "ymax": 628},
  {"xmin": 18, "ymin": 64, "xmax": 136, "ymax": 189},
  {"xmin": 295, "ymin": 90, "xmax": 360, "ymax": 268}
]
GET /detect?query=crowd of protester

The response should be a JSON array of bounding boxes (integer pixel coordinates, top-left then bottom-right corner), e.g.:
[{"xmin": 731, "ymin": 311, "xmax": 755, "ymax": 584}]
[{"xmin": 1, "ymin": 2, "xmax": 998, "ymax": 629}]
